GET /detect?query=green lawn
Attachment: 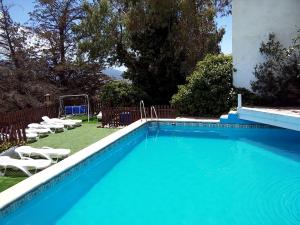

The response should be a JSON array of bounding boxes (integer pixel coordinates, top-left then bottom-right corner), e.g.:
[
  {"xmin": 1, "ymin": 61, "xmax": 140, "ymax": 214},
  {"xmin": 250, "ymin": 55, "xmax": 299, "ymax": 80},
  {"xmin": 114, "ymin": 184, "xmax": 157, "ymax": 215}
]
[
  {"xmin": 0, "ymin": 123, "xmax": 119, "ymax": 192},
  {"xmin": 30, "ymin": 123, "xmax": 118, "ymax": 154}
]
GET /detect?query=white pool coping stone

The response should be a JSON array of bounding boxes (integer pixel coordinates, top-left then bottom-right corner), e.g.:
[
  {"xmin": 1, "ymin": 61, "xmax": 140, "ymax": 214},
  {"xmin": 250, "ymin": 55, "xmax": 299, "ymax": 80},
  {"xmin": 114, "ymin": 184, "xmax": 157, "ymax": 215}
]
[
  {"xmin": 238, "ymin": 107, "xmax": 300, "ymax": 131},
  {"xmin": 0, "ymin": 118, "xmax": 226, "ymax": 210}
]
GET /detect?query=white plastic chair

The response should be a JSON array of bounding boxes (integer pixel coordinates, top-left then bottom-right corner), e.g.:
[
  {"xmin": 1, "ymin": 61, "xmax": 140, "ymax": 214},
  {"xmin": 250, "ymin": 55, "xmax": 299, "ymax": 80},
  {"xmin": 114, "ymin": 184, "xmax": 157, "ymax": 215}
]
[
  {"xmin": 0, "ymin": 156, "xmax": 51, "ymax": 176},
  {"xmin": 37, "ymin": 122, "xmax": 65, "ymax": 133},
  {"xmin": 15, "ymin": 146, "xmax": 71, "ymax": 163},
  {"xmin": 42, "ymin": 116, "xmax": 76, "ymax": 129}
]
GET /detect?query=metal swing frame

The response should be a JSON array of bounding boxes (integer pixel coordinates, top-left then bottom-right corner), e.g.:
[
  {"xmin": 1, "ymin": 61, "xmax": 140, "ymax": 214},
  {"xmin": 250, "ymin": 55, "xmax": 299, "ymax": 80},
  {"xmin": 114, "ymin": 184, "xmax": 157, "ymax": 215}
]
[{"xmin": 58, "ymin": 94, "xmax": 90, "ymax": 122}]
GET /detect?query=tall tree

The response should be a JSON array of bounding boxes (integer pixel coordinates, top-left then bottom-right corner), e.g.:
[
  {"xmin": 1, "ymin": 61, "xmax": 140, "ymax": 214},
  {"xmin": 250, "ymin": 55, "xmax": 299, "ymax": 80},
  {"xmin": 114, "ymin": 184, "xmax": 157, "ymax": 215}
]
[
  {"xmin": 115, "ymin": 0, "xmax": 226, "ymax": 103},
  {"xmin": 214, "ymin": 0, "xmax": 232, "ymax": 16},
  {"xmin": 78, "ymin": 0, "xmax": 230, "ymax": 103},
  {"xmin": 0, "ymin": 0, "xmax": 26, "ymax": 68},
  {"xmin": 30, "ymin": 0, "xmax": 83, "ymax": 85},
  {"xmin": 75, "ymin": 0, "xmax": 117, "ymax": 67}
]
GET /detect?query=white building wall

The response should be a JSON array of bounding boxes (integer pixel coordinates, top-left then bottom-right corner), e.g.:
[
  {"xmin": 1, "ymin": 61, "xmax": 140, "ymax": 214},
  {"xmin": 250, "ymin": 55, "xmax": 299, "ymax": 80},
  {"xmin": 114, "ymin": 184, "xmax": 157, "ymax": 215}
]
[{"xmin": 232, "ymin": 0, "xmax": 300, "ymax": 89}]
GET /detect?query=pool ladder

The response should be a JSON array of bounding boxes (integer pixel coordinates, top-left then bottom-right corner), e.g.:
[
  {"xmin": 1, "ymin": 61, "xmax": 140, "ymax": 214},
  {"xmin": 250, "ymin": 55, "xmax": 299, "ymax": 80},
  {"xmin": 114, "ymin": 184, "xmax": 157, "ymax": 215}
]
[
  {"xmin": 150, "ymin": 106, "xmax": 158, "ymax": 120},
  {"xmin": 140, "ymin": 100, "xmax": 147, "ymax": 121}
]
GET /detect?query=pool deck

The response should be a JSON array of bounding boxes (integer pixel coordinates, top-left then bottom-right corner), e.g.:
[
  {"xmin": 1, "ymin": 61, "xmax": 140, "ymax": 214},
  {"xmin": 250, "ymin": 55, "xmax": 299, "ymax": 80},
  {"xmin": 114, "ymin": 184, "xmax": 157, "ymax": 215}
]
[{"xmin": 238, "ymin": 107, "xmax": 300, "ymax": 131}]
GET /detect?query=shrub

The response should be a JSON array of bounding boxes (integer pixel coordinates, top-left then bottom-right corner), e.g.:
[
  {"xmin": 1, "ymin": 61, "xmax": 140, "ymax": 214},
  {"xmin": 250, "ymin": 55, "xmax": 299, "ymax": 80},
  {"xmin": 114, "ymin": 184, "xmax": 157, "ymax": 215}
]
[
  {"xmin": 171, "ymin": 54, "xmax": 233, "ymax": 116},
  {"xmin": 251, "ymin": 32, "xmax": 300, "ymax": 106},
  {"xmin": 0, "ymin": 141, "xmax": 26, "ymax": 153},
  {"xmin": 0, "ymin": 142, "xmax": 14, "ymax": 153},
  {"xmin": 99, "ymin": 80, "xmax": 148, "ymax": 107}
]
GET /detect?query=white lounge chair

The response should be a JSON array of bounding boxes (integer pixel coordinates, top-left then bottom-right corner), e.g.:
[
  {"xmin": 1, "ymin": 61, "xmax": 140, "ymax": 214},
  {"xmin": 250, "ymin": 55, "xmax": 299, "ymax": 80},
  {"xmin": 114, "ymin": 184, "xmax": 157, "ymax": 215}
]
[
  {"xmin": 15, "ymin": 146, "xmax": 71, "ymax": 163},
  {"xmin": 25, "ymin": 132, "xmax": 38, "ymax": 142},
  {"xmin": 97, "ymin": 111, "xmax": 102, "ymax": 120},
  {"xmin": 26, "ymin": 128, "xmax": 51, "ymax": 137},
  {"xmin": 42, "ymin": 116, "xmax": 82, "ymax": 126},
  {"xmin": 62, "ymin": 117, "xmax": 82, "ymax": 126},
  {"xmin": 41, "ymin": 116, "xmax": 76, "ymax": 129},
  {"xmin": 35, "ymin": 122, "xmax": 65, "ymax": 133},
  {"xmin": 28, "ymin": 123, "xmax": 46, "ymax": 129},
  {"xmin": 54, "ymin": 116, "xmax": 82, "ymax": 126},
  {"xmin": 0, "ymin": 156, "xmax": 51, "ymax": 176}
]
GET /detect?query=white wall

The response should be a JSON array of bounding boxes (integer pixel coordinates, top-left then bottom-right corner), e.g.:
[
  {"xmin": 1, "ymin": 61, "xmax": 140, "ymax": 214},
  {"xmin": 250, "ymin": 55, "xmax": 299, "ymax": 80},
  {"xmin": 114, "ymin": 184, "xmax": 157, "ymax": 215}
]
[{"xmin": 232, "ymin": 0, "xmax": 300, "ymax": 89}]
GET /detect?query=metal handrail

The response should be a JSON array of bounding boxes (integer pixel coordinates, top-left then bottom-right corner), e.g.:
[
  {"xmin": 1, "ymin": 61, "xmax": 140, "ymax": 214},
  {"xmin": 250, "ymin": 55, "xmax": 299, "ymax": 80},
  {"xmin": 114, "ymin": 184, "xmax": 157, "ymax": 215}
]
[
  {"xmin": 150, "ymin": 106, "xmax": 158, "ymax": 120},
  {"xmin": 139, "ymin": 100, "xmax": 147, "ymax": 121}
]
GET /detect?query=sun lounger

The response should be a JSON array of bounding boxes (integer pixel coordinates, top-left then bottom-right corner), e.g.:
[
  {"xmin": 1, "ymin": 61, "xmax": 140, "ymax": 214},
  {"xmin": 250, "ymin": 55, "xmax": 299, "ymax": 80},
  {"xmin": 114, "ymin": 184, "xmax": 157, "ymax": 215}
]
[
  {"xmin": 61, "ymin": 118, "xmax": 82, "ymax": 126},
  {"xmin": 26, "ymin": 128, "xmax": 51, "ymax": 137},
  {"xmin": 41, "ymin": 116, "xmax": 76, "ymax": 129},
  {"xmin": 97, "ymin": 112, "xmax": 102, "ymax": 120},
  {"xmin": 0, "ymin": 156, "xmax": 51, "ymax": 176},
  {"xmin": 28, "ymin": 123, "xmax": 46, "ymax": 129},
  {"xmin": 42, "ymin": 116, "xmax": 82, "ymax": 126},
  {"xmin": 25, "ymin": 132, "xmax": 38, "ymax": 142},
  {"xmin": 15, "ymin": 146, "xmax": 71, "ymax": 163},
  {"xmin": 36, "ymin": 122, "xmax": 65, "ymax": 133}
]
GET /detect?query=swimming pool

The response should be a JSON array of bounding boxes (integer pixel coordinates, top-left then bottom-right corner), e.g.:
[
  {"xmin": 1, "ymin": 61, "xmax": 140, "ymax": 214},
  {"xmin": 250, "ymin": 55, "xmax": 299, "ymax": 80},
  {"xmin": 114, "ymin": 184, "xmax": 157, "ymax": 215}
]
[{"xmin": 1, "ymin": 121, "xmax": 300, "ymax": 225}]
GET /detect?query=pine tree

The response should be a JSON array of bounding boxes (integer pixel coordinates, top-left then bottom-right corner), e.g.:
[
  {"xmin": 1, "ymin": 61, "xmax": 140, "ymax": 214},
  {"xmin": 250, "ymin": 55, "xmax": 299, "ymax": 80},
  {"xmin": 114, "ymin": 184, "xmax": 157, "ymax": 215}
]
[
  {"xmin": 0, "ymin": 0, "xmax": 26, "ymax": 68},
  {"xmin": 75, "ymin": 0, "xmax": 117, "ymax": 67},
  {"xmin": 30, "ymin": 0, "xmax": 83, "ymax": 85}
]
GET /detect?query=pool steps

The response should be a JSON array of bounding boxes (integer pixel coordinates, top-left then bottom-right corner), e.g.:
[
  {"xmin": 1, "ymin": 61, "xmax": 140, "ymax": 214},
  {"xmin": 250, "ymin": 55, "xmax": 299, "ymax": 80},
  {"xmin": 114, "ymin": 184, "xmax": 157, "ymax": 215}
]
[{"xmin": 220, "ymin": 111, "xmax": 258, "ymax": 125}]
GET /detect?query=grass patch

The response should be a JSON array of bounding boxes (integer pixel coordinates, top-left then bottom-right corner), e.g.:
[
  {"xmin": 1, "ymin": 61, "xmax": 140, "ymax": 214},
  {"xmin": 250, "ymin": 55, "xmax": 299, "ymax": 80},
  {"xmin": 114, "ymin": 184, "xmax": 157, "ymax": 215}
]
[
  {"xmin": 67, "ymin": 115, "xmax": 99, "ymax": 124},
  {"xmin": 29, "ymin": 123, "xmax": 118, "ymax": 154},
  {"xmin": 0, "ymin": 123, "xmax": 119, "ymax": 192},
  {"xmin": 0, "ymin": 177, "xmax": 26, "ymax": 192}
]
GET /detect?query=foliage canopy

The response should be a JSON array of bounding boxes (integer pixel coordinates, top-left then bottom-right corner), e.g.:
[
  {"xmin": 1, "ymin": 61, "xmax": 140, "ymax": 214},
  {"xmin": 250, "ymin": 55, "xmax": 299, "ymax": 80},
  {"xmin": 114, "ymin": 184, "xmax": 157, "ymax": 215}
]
[
  {"xmin": 78, "ymin": 0, "xmax": 230, "ymax": 104},
  {"xmin": 0, "ymin": 0, "xmax": 232, "ymax": 111},
  {"xmin": 99, "ymin": 80, "xmax": 147, "ymax": 107},
  {"xmin": 171, "ymin": 54, "xmax": 233, "ymax": 116},
  {"xmin": 251, "ymin": 33, "xmax": 300, "ymax": 106}
]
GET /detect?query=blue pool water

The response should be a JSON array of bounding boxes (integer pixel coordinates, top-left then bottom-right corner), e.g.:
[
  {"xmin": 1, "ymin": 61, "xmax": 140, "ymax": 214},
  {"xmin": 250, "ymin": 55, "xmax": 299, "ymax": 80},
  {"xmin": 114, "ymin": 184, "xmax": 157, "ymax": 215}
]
[{"xmin": 2, "ymin": 123, "xmax": 300, "ymax": 225}]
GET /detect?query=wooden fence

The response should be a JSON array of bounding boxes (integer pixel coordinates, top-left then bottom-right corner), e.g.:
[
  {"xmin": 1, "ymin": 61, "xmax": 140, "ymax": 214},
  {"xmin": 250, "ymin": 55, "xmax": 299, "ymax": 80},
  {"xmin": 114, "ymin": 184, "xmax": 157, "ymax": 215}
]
[
  {"xmin": 101, "ymin": 105, "xmax": 177, "ymax": 127},
  {"xmin": 90, "ymin": 101, "xmax": 104, "ymax": 115},
  {"xmin": 0, "ymin": 104, "xmax": 58, "ymax": 127},
  {"xmin": 0, "ymin": 123, "xmax": 27, "ymax": 145},
  {"xmin": 0, "ymin": 103, "xmax": 177, "ymax": 143},
  {"xmin": 0, "ymin": 105, "xmax": 58, "ymax": 144}
]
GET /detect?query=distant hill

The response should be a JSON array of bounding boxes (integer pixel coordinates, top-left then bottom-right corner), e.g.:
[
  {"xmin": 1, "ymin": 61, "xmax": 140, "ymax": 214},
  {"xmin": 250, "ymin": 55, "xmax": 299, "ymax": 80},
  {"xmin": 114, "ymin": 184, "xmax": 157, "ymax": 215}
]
[{"xmin": 102, "ymin": 68, "xmax": 124, "ymax": 80}]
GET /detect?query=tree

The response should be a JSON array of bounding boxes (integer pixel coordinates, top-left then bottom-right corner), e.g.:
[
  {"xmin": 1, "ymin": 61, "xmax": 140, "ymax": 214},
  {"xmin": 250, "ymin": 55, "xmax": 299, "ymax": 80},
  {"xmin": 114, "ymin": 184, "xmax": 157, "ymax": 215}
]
[
  {"xmin": 214, "ymin": 0, "xmax": 232, "ymax": 16},
  {"xmin": 114, "ymin": 0, "xmax": 227, "ymax": 104},
  {"xmin": 30, "ymin": 0, "xmax": 83, "ymax": 85},
  {"xmin": 251, "ymin": 33, "xmax": 300, "ymax": 106},
  {"xmin": 0, "ymin": 0, "xmax": 112, "ymax": 112},
  {"xmin": 75, "ymin": 0, "xmax": 231, "ymax": 104},
  {"xmin": 99, "ymin": 80, "xmax": 148, "ymax": 107},
  {"xmin": 64, "ymin": 61, "xmax": 111, "ymax": 97},
  {"xmin": 171, "ymin": 54, "xmax": 233, "ymax": 116},
  {"xmin": 75, "ymin": 0, "xmax": 117, "ymax": 67},
  {"xmin": 0, "ymin": 0, "xmax": 26, "ymax": 68}
]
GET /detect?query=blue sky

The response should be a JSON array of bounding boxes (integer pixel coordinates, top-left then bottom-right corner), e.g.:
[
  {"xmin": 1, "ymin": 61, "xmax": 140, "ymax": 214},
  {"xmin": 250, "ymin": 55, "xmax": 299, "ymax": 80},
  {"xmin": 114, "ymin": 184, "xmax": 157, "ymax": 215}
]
[{"xmin": 6, "ymin": 0, "xmax": 232, "ymax": 55}]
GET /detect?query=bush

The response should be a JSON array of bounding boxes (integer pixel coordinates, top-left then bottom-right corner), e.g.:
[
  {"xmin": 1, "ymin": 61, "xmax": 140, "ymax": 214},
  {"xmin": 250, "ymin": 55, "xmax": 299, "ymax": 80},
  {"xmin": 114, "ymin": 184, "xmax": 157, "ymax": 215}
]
[
  {"xmin": 0, "ymin": 142, "xmax": 14, "ymax": 153},
  {"xmin": 171, "ymin": 54, "xmax": 233, "ymax": 116},
  {"xmin": 251, "ymin": 32, "xmax": 300, "ymax": 106},
  {"xmin": 0, "ymin": 141, "xmax": 26, "ymax": 153},
  {"xmin": 99, "ymin": 80, "xmax": 148, "ymax": 107}
]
